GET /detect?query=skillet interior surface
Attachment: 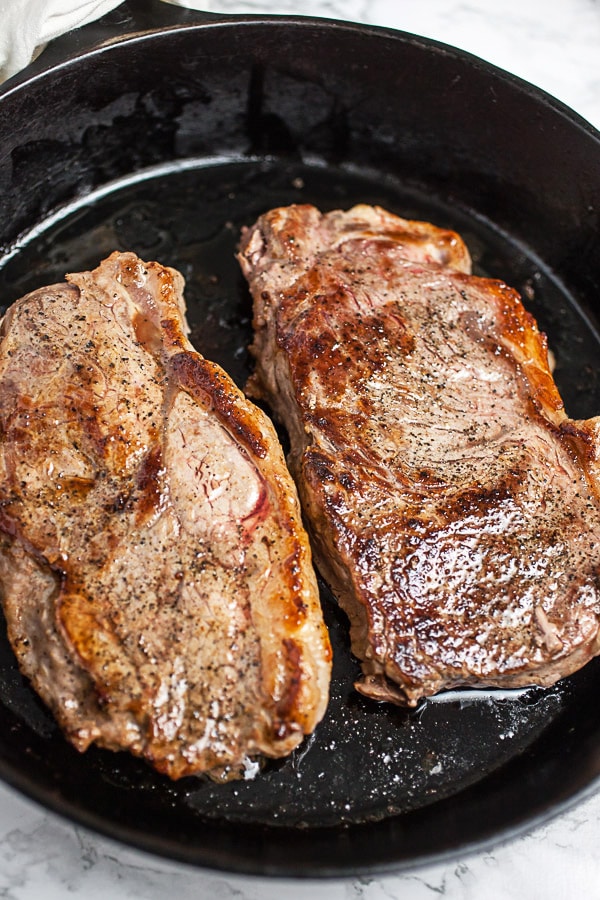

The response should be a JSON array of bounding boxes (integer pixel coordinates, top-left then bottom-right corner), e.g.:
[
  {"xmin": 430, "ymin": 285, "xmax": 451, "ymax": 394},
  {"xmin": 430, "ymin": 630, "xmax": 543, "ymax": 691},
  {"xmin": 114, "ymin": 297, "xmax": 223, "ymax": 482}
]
[{"xmin": 1, "ymin": 8, "xmax": 600, "ymax": 877}]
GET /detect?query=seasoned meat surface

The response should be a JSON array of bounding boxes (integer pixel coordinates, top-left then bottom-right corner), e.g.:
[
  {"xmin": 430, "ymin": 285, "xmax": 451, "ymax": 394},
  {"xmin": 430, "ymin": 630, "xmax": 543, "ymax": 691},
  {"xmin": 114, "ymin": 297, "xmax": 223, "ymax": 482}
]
[
  {"xmin": 239, "ymin": 203, "xmax": 600, "ymax": 706},
  {"xmin": 0, "ymin": 251, "xmax": 331, "ymax": 779}
]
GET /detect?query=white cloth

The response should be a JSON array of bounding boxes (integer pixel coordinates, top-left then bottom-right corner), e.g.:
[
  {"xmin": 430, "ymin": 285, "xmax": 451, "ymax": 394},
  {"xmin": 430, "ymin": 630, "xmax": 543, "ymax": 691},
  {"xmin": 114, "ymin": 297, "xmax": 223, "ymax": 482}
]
[{"xmin": 0, "ymin": 0, "xmax": 208, "ymax": 83}]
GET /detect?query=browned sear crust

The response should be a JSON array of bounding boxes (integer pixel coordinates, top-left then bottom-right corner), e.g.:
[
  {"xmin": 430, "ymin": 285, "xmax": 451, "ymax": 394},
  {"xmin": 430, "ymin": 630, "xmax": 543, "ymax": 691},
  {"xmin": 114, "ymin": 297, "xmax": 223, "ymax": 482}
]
[
  {"xmin": 239, "ymin": 203, "xmax": 600, "ymax": 707},
  {"xmin": 0, "ymin": 251, "xmax": 331, "ymax": 779}
]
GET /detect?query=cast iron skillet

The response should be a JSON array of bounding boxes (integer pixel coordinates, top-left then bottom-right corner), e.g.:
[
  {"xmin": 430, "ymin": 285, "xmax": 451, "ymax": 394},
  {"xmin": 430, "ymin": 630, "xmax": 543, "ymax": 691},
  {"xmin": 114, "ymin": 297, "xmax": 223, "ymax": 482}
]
[{"xmin": 1, "ymin": 0, "xmax": 600, "ymax": 878}]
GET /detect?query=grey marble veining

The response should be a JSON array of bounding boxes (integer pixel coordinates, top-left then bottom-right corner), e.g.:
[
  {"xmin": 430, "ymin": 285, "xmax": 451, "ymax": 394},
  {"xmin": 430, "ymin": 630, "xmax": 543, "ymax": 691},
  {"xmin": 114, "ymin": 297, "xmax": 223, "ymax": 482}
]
[
  {"xmin": 2, "ymin": 783, "xmax": 600, "ymax": 898},
  {"xmin": 2, "ymin": 0, "xmax": 600, "ymax": 897}
]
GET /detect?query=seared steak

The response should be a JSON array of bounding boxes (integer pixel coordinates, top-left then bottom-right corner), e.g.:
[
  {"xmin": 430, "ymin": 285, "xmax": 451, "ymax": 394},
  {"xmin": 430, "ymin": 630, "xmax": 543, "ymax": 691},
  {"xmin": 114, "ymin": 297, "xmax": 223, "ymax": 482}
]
[
  {"xmin": 239, "ymin": 203, "xmax": 600, "ymax": 706},
  {"xmin": 0, "ymin": 251, "xmax": 331, "ymax": 779}
]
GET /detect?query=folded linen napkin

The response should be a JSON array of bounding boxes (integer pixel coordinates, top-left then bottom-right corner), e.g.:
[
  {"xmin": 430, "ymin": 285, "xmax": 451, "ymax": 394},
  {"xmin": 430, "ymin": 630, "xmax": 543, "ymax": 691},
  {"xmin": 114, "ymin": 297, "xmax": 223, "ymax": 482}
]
[{"xmin": 0, "ymin": 0, "xmax": 207, "ymax": 83}]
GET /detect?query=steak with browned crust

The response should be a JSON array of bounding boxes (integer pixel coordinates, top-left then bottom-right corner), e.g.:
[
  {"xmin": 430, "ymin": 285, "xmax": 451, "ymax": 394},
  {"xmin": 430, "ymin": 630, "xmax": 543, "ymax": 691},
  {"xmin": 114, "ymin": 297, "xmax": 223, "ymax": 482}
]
[
  {"xmin": 0, "ymin": 251, "xmax": 331, "ymax": 779},
  {"xmin": 239, "ymin": 203, "xmax": 600, "ymax": 706}
]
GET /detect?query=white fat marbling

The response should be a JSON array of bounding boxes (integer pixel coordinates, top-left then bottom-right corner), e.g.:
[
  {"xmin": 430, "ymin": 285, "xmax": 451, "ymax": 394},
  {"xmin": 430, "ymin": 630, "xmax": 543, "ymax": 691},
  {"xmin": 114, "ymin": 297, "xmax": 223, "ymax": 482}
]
[{"xmin": 3, "ymin": 0, "xmax": 600, "ymax": 898}]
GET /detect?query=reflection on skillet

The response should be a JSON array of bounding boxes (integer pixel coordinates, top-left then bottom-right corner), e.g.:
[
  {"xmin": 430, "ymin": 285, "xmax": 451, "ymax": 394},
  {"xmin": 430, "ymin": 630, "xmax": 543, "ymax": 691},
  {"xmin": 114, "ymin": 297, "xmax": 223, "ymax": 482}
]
[
  {"xmin": 0, "ymin": 582, "xmax": 566, "ymax": 827},
  {"xmin": 0, "ymin": 157, "xmax": 596, "ymax": 829}
]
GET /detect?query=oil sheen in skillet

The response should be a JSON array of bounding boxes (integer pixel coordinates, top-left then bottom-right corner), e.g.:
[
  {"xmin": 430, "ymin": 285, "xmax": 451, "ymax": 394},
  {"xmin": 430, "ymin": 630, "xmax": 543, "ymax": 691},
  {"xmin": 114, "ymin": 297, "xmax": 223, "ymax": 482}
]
[{"xmin": 0, "ymin": 158, "xmax": 598, "ymax": 827}]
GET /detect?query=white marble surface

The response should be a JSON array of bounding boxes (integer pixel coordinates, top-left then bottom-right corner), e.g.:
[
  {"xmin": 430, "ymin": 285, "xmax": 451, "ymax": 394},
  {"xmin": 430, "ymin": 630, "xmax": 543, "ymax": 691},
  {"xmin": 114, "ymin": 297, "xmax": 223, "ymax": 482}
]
[{"xmin": 3, "ymin": 0, "xmax": 600, "ymax": 897}]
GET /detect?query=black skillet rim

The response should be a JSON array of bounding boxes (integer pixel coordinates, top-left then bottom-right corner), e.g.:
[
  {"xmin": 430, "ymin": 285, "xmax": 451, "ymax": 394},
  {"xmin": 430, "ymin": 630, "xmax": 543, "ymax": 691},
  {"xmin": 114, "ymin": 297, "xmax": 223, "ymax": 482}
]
[{"xmin": 1, "ymin": 6, "xmax": 600, "ymax": 878}]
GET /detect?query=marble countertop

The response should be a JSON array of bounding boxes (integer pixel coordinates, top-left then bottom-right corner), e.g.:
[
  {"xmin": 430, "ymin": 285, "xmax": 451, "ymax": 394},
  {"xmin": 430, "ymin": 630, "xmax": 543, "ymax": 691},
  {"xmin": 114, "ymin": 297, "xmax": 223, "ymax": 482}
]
[{"xmin": 2, "ymin": 0, "xmax": 600, "ymax": 897}]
